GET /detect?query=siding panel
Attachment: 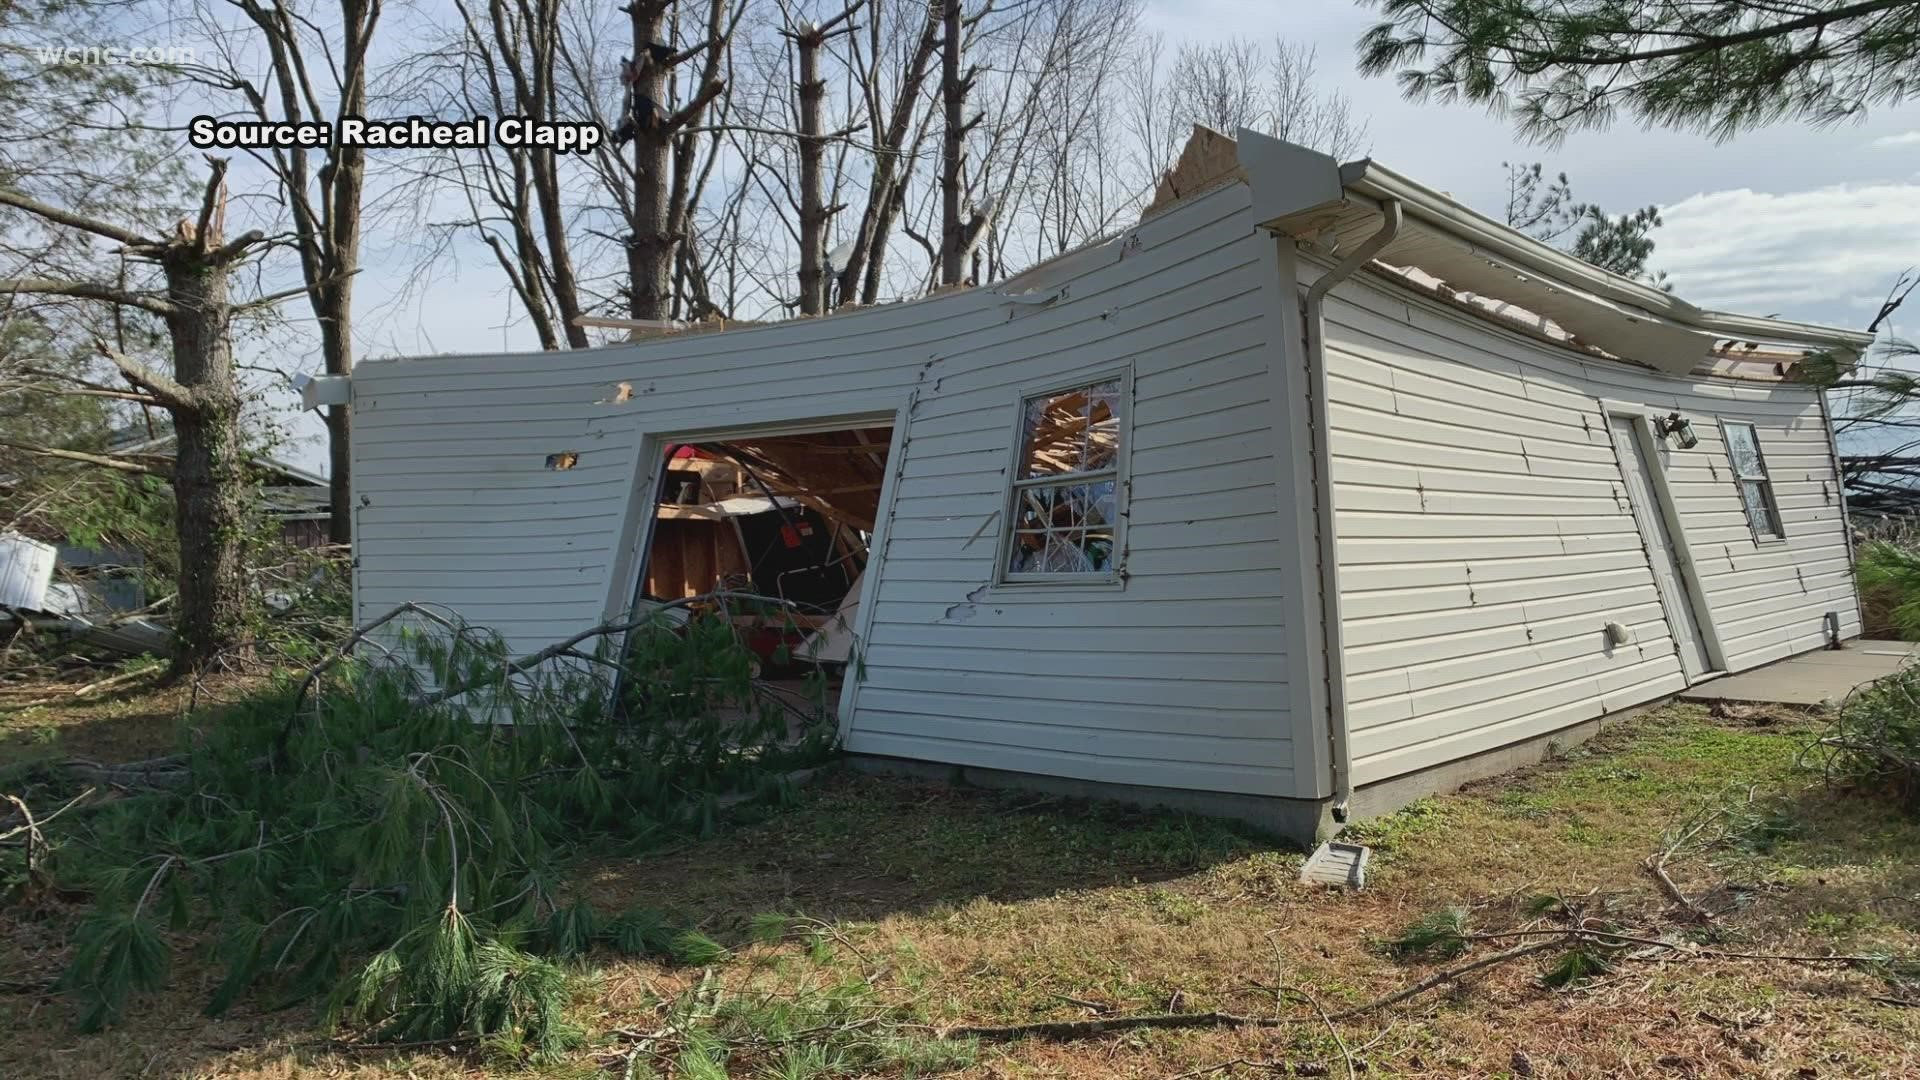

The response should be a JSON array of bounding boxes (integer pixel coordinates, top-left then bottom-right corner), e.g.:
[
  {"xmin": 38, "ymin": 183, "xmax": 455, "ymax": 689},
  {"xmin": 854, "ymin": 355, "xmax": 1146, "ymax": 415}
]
[
  {"xmin": 354, "ymin": 182, "xmax": 1297, "ymax": 799},
  {"xmin": 1322, "ymin": 267, "xmax": 1859, "ymax": 786}
]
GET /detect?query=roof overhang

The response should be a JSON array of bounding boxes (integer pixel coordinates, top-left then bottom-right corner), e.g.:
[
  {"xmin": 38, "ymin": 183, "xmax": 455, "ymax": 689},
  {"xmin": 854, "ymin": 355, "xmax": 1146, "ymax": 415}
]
[{"xmin": 1235, "ymin": 129, "xmax": 1874, "ymax": 377}]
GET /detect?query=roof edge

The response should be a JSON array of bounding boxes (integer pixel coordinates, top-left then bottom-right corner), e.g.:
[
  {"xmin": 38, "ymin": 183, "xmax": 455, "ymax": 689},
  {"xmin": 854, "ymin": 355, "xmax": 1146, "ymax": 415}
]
[{"xmin": 1336, "ymin": 157, "xmax": 1874, "ymax": 354}]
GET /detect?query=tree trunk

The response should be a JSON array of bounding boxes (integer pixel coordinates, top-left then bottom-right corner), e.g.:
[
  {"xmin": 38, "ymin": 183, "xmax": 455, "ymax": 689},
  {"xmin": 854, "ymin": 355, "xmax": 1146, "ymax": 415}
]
[
  {"xmin": 161, "ymin": 251, "xmax": 251, "ymax": 674},
  {"xmin": 835, "ymin": 2, "xmax": 939, "ymax": 308},
  {"xmin": 628, "ymin": 2, "xmax": 674, "ymax": 321},
  {"xmin": 0, "ymin": 163, "xmax": 261, "ymax": 676},
  {"xmin": 524, "ymin": 0, "xmax": 590, "ymax": 347},
  {"xmin": 796, "ymin": 28, "xmax": 828, "ymax": 315},
  {"xmin": 938, "ymin": 0, "xmax": 967, "ymax": 287},
  {"xmin": 862, "ymin": 185, "xmax": 907, "ymax": 306}
]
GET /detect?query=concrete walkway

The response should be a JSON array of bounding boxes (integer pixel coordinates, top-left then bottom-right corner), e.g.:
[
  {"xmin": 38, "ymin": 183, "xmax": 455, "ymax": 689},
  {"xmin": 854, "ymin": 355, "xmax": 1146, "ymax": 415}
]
[{"xmin": 1680, "ymin": 640, "xmax": 1920, "ymax": 707}]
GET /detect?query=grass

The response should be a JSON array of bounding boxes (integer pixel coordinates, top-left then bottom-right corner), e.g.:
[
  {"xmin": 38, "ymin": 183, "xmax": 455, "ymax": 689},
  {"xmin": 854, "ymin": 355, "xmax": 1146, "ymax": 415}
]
[{"xmin": 3, "ymin": 687, "xmax": 1918, "ymax": 1077}]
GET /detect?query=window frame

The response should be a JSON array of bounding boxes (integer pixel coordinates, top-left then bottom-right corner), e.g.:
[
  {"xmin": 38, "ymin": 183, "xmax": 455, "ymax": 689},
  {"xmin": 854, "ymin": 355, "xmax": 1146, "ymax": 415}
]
[
  {"xmin": 1718, "ymin": 419, "xmax": 1786, "ymax": 543},
  {"xmin": 994, "ymin": 368, "xmax": 1133, "ymax": 588}
]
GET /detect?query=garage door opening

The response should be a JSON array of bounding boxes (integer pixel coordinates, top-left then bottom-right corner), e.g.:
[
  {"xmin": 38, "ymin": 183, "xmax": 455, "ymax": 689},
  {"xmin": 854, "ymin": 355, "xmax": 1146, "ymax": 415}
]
[{"xmin": 628, "ymin": 421, "xmax": 894, "ymax": 721}]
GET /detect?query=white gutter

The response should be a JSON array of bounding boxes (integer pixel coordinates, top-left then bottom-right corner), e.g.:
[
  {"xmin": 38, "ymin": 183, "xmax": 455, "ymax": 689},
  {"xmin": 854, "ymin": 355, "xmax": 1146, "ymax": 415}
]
[
  {"xmin": 1339, "ymin": 160, "xmax": 1875, "ymax": 355},
  {"xmin": 1301, "ymin": 197, "xmax": 1403, "ymax": 821}
]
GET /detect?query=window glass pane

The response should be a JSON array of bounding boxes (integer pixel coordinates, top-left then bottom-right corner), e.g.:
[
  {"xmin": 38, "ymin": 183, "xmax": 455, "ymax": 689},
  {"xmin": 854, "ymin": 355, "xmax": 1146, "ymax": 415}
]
[
  {"xmin": 1006, "ymin": 479, "xmax": 1117, "ymax": 575},
  {"xmin": 1724, "ymin": 424, "xmax": 1763, "ymax": 478},
  {"xmin": 1018, "ymin": 380, "xmax": 1121, "ymax": 479},
  {"xmin": 1739, "ymin": 480, "xmax": 1778, "ymax": 537}
]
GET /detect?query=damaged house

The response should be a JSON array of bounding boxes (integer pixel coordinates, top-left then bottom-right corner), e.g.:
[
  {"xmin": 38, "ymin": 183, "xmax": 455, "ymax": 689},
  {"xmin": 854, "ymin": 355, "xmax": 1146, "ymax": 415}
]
[{"xmin": 338, "ymin": 129, "xmax": 1871, "ymax": 843}]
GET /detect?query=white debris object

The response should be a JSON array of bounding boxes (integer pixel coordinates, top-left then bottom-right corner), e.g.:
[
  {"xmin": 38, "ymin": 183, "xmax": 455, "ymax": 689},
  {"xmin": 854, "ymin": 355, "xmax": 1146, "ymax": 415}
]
[{"xmin": 1299, "ymin": 840, "xmax": 1371, "ymax": 889}]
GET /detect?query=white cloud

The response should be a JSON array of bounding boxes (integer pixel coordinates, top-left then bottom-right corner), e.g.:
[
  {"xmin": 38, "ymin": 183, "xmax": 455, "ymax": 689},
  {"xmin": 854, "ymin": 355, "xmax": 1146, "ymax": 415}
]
[
  {"xmin": 1872, "ymin": 131, "xmax": 1920, "ymax": 149},
  {"xmin": 1653, "ymin": 183, "xmax": 1920, "ymax": 327}
]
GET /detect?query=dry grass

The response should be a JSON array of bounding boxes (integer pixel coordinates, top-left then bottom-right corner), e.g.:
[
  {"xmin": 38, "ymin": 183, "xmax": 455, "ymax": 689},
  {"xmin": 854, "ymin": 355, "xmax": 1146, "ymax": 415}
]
[
  {"xmin": 0, "ymin": 668, "xmax": 270, "ymax": 767},
  {"xmin": 3, "ymin": 685, "xmax": 1917, "ymax": 1078}
]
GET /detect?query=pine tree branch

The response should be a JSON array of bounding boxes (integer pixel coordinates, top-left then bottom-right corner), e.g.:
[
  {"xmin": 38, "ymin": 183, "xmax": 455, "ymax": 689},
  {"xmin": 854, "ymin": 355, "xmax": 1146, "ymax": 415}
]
[
  {"xmin": 0, "ymin": 439, "xmax": 172, "ymax": 477},
  {"xmin": 96, "ymin": 343, "xmax": 195, "ymax": 411},
  {"xmin": 0, "ymin": 278, "xmax": 177, "ymax": 317},
  {"xmin": 17, "ymin": 365, "xmax": 164, "ymax": 406},
  {"xmin": 212, "ymin": 230, "xmax": 271, "ymax": 264},
  {"xmin": 233, "ymin": 268, "xmax": 359, "ymax": 313},
  {"xmin": 0, "ymin": 188, "xmax": 158, "ymax": 250},
  {"xmin": 1482, "ymin": 0, "xmax": 1913, "ymax": 70}
]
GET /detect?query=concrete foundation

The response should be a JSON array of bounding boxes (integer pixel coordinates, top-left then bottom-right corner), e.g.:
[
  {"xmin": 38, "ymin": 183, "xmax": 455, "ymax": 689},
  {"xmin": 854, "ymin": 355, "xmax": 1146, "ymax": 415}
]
[
  {"xmin": 1344, "ymin": 698, "xmax": 1670, "ymax": 822},
  {"xmin": 850, "ymin": 697, "xmax": 1673, "ymax": 849},
  {"xmin": 848, "ymin": 641, "xmax": 1915, "ymax": 845},
  {"xmin": 845, "ymin": 753, "xmax": 1338, "ymax": 848}
]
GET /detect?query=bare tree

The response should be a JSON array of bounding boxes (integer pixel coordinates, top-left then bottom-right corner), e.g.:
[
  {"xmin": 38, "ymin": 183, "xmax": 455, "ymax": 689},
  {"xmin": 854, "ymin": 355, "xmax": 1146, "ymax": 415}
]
[
  {"xmin": 433, "ymin": 0, "xmax": 595, "ymax": 348},
  {"xmin": 787, "ymin": 1, "xmax": 865, "ymax": 314},
  {"xmin": 1159, "ymin": 37, "xmax": 1368, "ymax": 160},
  {"xmin": 979, "ymin": 0, "xmax": 1141, "ymax": 265},
  {"xmin": 178, "ymin": 0, "xmax": 385, "ymax": 543},
  {"xmin": 623, "ymin": 0, "xmax": 733, "ymax": 320},
  {"xmin": 1262, "ymin": 40, "xmax": 1367, "ymax": 161},
  {"xmin": 833, "ymin": 0, "xmax": 941, "ymax": 307},
  {"xmin": 936, "ymin": 0, "xmax": 978, "ymax": 286},
  {"xmin": 1168, "ymin": 37, "xmax": 1264, "ymax": 135}
]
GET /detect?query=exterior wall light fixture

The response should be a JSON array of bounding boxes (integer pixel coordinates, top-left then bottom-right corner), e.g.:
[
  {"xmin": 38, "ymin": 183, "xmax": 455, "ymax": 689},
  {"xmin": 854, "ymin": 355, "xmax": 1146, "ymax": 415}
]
[{"xmin": 1652, "ymin": 411, "xmax": 1699, "ymax": 449}]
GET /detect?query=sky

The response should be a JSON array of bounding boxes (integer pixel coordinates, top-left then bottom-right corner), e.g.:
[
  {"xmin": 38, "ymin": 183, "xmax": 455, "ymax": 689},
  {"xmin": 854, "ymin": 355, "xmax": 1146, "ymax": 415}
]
[{"xmin": 266, "ymin": 0, "xmax": 1920, "ymax": 472}]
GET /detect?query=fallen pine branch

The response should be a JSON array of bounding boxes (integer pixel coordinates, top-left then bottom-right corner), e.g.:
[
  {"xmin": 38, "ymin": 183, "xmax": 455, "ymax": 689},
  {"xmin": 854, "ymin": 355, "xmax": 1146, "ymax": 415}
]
[
  {"xmin": 1644, "ymin": 851, "xmax": 1715, "ymax": 923},
  {"xmin": 62, "ymin": 755, "xmax": 188, "ymax": 790},
  {"xmin": 939, "ymin": 1010, "xmax": 1285, "ymax": 1042},
  {"xmin": 939, "ymin": 923, "xmax": 1914, "ymax": 1048},
  {"xmin": 1326, "ymin": 939, "xmax": 1564, "ymax": 1021},
  {"xmin": 1, "ymin": 664, "xmax": 164, "ymax": 710},
  {"xmin": 1, "ymin": 787, "xmax": 95, "ymax": 846},
  {"xmin": 939, "ymin": 940, "xmax": 1564, "ymax": 1044}
]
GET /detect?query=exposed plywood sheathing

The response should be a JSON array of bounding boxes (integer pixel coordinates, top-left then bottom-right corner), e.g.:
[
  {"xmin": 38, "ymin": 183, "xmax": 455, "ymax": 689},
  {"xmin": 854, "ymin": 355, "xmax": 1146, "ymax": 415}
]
[
  {"xmin": 1141, "ymin": 126, "xmax": 1246, "ymax": 221},
  {"xmin": 645, "ymin": 516, "xmax": 751, "ymax": 599}
]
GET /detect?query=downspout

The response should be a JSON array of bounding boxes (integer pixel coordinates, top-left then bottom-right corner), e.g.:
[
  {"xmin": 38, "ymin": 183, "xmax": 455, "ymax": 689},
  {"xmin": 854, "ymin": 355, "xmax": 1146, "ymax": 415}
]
[
  {"xmin": 1816, "ymin": 389, "xmax": 1865, "ymax": 639},
  {"xmin": 1300, "ymin": 198, "xmax": 1402, "ymax": 821}
]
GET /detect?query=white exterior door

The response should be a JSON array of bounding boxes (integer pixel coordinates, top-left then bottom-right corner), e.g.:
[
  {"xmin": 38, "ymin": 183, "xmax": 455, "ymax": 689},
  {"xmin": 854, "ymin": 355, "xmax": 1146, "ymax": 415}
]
[{"xmin": 1609, "ymin": 416, "xmax": 1714, "ymax": 681}]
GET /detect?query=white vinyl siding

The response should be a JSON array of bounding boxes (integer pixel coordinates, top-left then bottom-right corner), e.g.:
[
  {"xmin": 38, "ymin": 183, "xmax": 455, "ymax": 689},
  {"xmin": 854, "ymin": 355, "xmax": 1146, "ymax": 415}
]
[
  {"xmin": 1318, "ymin": 266, "xmax": 1859, "ymax": 786},
  {"xmin": 353, "ymin": 182, "xmax": 1299, "ymax": 799},
  {"xmin": 854, "ymin": 185, "xmax": 1298, "ymax": 797}
]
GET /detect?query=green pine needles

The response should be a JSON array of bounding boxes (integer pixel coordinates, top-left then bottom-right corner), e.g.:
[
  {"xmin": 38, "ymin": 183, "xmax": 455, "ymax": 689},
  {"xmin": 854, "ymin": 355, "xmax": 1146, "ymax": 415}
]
[{"xmin": 40, "ymin": 600, "xmax": 841, "ymax": 1054}]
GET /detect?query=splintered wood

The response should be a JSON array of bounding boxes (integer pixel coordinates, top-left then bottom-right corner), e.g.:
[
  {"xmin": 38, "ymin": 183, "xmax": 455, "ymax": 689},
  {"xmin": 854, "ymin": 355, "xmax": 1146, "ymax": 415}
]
[{"xmin": 1142, "ymin": 126, "xmax": 1244, "ymax": 220}]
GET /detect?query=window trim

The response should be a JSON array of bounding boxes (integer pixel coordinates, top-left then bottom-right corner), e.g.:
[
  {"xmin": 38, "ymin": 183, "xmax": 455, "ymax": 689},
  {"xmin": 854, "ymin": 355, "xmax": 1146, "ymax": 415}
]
[
  {"xmin": 993, "ymin": 367, "xmax": 1133, "ymax": 588},
  {"xmin": 1718, "ymin": 419, "xmax": 1786, "ymax": 544}
]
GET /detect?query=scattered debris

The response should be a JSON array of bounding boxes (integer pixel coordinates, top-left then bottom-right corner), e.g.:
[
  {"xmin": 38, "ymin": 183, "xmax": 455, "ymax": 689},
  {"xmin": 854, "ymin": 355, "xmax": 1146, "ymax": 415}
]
[{"xmin": 1300, "ymin": 840, "xmax": 1370, "ymax": 889}]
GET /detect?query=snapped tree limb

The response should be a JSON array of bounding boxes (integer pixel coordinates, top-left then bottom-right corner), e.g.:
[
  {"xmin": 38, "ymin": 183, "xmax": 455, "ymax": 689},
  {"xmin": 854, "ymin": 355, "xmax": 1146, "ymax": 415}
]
[{"xmin": 0, "ymin": 277, "xmax": 176, "ymax": 318}]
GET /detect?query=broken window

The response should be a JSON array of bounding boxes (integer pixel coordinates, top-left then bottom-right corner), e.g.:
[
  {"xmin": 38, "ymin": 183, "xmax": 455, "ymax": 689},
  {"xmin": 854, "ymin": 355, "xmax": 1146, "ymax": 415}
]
[
  {"xmin": 1001, "ymin": 377, "xmax": 1126, "ymax": 580},
  {"xmin": 1721, "ymin": 421, "xmax": 1783, "ymax": 541}
]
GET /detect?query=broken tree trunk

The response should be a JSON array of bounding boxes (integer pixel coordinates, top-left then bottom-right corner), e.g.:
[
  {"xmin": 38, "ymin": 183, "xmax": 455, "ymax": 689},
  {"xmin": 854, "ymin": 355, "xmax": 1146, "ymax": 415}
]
[
  {"xmin": 796, "ymin": 24, "xmax": 829, "ymax": 315},
  {"xmin": 162, "ymin": 225, "xmax": 254, "ymax": 672},
  {"xmin": 937, "ymin": 0, "xmax": 968, "ymax": 287},
  {"xmin": 792, "ymin": 4, "xmax": 862, "ymax": 315},
  {"xmin": 624, "ymin": 0, "xmax": 727, "ymax": 321},
  {"xmin": 0, "ymin": 160, "xmax": 265, "ymax": 674}
]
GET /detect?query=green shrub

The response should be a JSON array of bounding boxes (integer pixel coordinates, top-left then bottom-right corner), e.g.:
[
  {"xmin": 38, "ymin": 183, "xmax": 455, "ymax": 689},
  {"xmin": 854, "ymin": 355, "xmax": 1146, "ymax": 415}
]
[
  {"xmin": 1808, "ymin": 663, "xmax": 1920, "ymax": 807},
  {"xmin": 1858, "ymin": 540, "xmax": 1920, "ymax": 641}
]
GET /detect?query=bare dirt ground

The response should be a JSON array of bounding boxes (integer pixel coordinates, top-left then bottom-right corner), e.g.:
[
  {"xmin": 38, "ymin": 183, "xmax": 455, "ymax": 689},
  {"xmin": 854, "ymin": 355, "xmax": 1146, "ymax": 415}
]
[{"xmin": 2, "ymin": 679, "xmax": 1916, "ymax": 1078}]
